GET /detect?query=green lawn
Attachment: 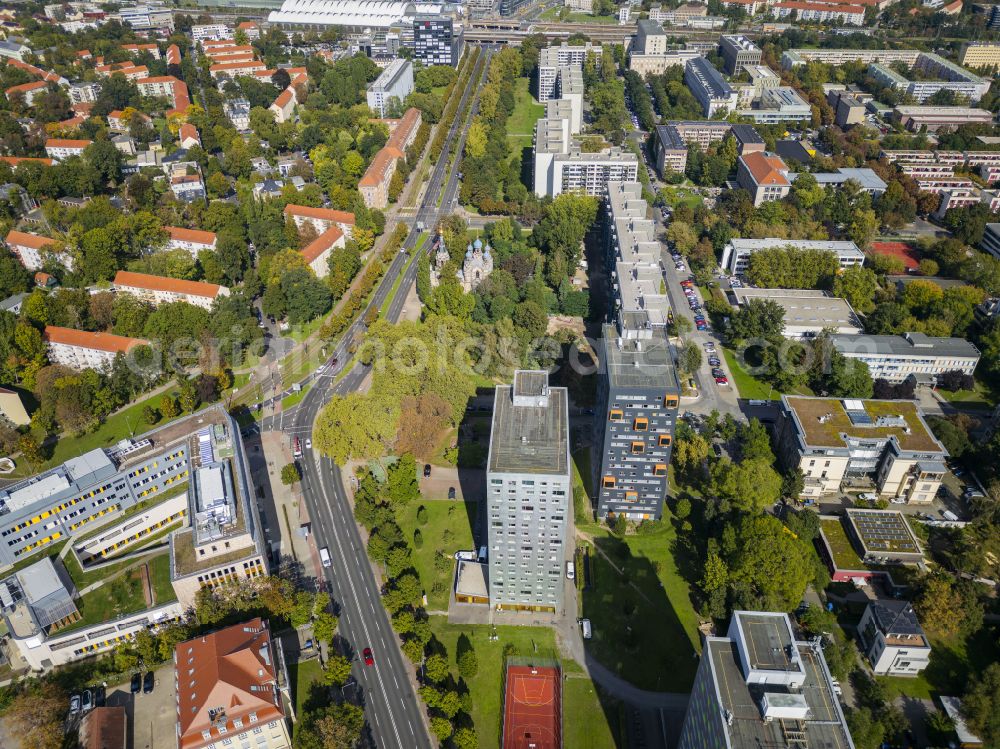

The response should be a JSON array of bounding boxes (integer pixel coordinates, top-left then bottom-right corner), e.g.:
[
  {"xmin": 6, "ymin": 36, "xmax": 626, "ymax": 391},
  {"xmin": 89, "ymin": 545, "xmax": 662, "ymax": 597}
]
[
  {"xmin": 886, "ymin": 624, "xmax": 1000, "ymax": 701},
  {"xmin": 58, "ymin": 568, "xmax": 147, "ymax": 633},
  {"xmin": 539, "ymin": 6, "xmax": 618, "ymax": 22},
  {"xmin": 507, "ymin": 78, "xmax": 544, "ymax": 151},
  {"xmin": 282, "ymin": 382, "xmax": 312, "ymax": 410},
  {"xmin": 63, "ymin": 548, "xmax": 145, "ymax": 590},
  {"xmin": 577, "ymin": 517, "xmax": 702, "ymax": 691},
  {"xmin": 428, "ymin": 617, "xmax": 618, "ymax": 749},
  {"xmin": 148, "ymin": 552, "xmax": 177, "ymax": 605},
  {"xmin": 937, "ymin": 380, "xmax": 996, "ymax": 410},
  {"xmin": 397, "ymin": 501, "xmax": 476, "ymax": 610},
  {"xmin": 721, "ymin": 347, "xmax": 776, "ymax": 400},
  {"xmin": 288, "ymin": 658, "xmax": 324, "ymax": 732},
  {"xmin": 20, "ymin": 387, "xmax": 189, "ymax": 475}
]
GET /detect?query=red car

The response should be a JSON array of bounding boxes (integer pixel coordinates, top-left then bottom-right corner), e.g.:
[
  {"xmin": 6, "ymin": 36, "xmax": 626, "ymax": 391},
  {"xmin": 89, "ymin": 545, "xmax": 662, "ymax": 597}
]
[{"xmin": 363, "ymin": 647, "xmax": 374, "ymax": 666}]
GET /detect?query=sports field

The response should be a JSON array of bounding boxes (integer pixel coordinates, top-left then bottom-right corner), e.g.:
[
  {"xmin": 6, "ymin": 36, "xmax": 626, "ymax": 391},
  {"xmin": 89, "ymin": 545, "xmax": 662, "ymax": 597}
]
[{"xmin": 502, "ymin": 663, "xmax": 561, "ymax": 749}]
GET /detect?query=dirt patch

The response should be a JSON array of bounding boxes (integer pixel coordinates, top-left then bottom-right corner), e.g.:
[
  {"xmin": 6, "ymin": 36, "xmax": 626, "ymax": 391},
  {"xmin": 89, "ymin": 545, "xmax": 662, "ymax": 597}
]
[{"xmin": 547, "ymin": 315, "xmax": 585, "ymax": 336}]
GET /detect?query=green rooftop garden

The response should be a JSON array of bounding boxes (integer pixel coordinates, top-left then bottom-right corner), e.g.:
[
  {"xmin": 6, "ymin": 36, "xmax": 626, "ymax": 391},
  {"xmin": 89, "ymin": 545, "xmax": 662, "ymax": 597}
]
[{"xmin": 820, "ymin": 518, "xmax": 865, "ymax": 570}]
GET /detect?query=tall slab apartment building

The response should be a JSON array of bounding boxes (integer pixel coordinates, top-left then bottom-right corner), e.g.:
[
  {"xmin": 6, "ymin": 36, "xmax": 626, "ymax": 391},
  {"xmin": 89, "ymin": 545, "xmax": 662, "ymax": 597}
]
[
  {"xmin": 599, "ymin": 181, "xmax": 681, "ymax": 521},
  {"xmin": 597, "ymin": 326, "xmax": 680, "ymax": 520},
  {"xmin": 486, "ymin": 371, "xmax": 570, "ymax": 614}
]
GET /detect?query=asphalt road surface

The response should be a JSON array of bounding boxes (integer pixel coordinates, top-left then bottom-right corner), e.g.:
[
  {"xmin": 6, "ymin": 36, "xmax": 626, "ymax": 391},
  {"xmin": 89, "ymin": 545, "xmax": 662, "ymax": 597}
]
[{"xmin": 272, "ymin": 48, "xmax": 495, "ymax": 749}]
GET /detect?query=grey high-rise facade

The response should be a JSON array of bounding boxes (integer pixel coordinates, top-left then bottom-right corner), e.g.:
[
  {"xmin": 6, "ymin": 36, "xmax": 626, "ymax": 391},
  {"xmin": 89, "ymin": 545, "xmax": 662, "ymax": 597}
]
[
  {"xmin": 486, "ymin": 371, "xmax": 571, "ymax": 613},
  {"xmin": 596, "ymin": 325, "xmax": 680, "ymax": 520},
  {"xmin": 412, "ymin": 15, "xmax": 460, "ymax": 67}
]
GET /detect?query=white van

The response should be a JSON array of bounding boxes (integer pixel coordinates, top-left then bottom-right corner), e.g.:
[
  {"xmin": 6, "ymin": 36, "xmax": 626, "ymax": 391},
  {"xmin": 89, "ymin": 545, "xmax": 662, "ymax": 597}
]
[
  {"xmin": 566, "ymin": 561, "xmax": 575, "ymax": 580},
  {"xmin": 319, "ymin": 547, "xmax": 332, "ymax": 568},
  {"xmin": 580, "ymin": 619, "xmax": 592, "ymax": 639},
  {"xmin": 941, "ymin": 510, "xmax": 959, "ymax": 522}
]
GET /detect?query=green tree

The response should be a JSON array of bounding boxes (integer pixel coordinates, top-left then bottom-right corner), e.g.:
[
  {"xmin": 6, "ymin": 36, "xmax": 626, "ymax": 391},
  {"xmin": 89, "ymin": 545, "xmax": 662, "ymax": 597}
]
[
  {"xmin": 962, "ymin": 663, "xmax": 1000, "ymax": 747},
  {"xmin": 709, "ymin": 457, "xmax": 783, "ymax": 513},
  {"xmin": 832, "ymin": 266, "xmax": 880, "ymax": 314},
  {"xmin": 323, "ymin": 653, "xmax": 353, "ymax": 686},
  {"xmin": 430, "ymin": 716, "xmax": 453, "ymax": 742},
  {"xmin": 729, "ymin": 299, "xmax": 785, "ymax": 341},
  {"xmin": 726, "ymin": 515, "xmax": 812, "ymax": 611},
  {"xmin": 281, "ymin": 463, "xmax": 300, "ymax": 485},
  {"xmin": 159, "ymin": 394, "xmax": 179, "ymax": 418},
  {"xmin": 424, "ymin": 653, "xmax": 450, "ymax": 683},
  {"xmin": 452, "ymin": 727, "xmax": 479, "ymax": 749},
  {"xmin": 678, "ymin": 338, "xmax": 702, "ymax": 376}
]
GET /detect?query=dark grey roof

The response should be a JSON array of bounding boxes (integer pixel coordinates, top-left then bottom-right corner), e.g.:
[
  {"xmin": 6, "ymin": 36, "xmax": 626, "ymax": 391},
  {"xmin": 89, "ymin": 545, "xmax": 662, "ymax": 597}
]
[
  {"xmin": 685, "ymin": 56, "xmax": 733, "ymax": 99},
  {"xmin": 869, "ymin": 599, "xmax": 925, "ymax": 637},
  {"xmin": 831, "ymin": 332, "xmax": 980, "ymax": 359},
  {"xmin": 655, "ymin": 124, "xmax": 686, "ymax": 151},
  {"xmin": 489, "ymin": 380, "xmax": 569, "ymax": 476},
  {"xmin": 730, "ymin": 123, "xmax": 764, "ymax": 145},
  {"xmin": 637, "ymin": 18, "xmax": 664, "ymax": 34},
  {"xmin": 602, "ymin": 324, "xmax": 680, "ymax": 391}
]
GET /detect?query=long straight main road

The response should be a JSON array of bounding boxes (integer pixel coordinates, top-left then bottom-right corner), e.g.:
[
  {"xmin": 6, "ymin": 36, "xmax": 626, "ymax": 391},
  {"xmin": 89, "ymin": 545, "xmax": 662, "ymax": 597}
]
[{"xmin": 283, "ymin": 46, "xmax": 494, "ymax": 749}]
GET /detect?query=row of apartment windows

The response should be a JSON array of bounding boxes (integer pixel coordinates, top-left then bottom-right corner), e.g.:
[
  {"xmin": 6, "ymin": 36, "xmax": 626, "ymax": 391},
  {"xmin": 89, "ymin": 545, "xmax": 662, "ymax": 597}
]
[
  {"xmin": 602, "ymin": 466, "xmax": 667, "ymax": 488},
  {"xmin": 93, "ymin": 509, "xmax": 186, "ymax": 557},
  {"xmin": 2, "ymin": 481, "xmax": 115, "ymax": 537}
]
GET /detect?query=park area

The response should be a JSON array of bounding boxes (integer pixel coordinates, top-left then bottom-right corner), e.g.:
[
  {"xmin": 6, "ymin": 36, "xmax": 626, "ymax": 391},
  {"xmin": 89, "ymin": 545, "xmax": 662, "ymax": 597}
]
[
  {"xmin": 428, "ymin": 617, "xmax": 619, "ymax": 749},
  {"xmin": 397, "ymin": 500, "xmax": 476, "ymax": 610},
  {"xmin": 507, "ymin": 78, "xmax": 544, "ymax": 161}
]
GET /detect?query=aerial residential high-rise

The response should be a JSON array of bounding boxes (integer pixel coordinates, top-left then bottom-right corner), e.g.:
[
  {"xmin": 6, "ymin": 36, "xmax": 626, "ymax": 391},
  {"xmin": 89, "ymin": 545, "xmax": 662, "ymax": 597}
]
[
  {"xmin": 486, "ymin": 371, "xmax": 571, "ymax": 613},
  {"xmin": 596, "ymin": 325, "xmax": 680, "ymax": 520},
  {"xmin": 412, "ymin": 15, "xmax": 460, "ymax": 67},
  {"xmin": 678, "ymin": 611, "xmax": 855, "ymax": 749}
]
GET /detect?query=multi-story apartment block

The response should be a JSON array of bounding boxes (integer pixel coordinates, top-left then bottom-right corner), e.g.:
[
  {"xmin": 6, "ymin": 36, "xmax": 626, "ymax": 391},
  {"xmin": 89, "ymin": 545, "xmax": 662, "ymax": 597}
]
[
  {"xmin": 719, "ymin": 35, "xmax": 761, "ymax": 74},
  {"xmin": 300, "ymin": 227, "xmax": 346, "ymax": 278},
  {"xmin": 191, "ymin": 23, "xmax": 233, "ymax": 41},
  {"xmin": 175, "ymin": 618, "xmax": 291, "ymax": 749},
  {"xmin": 684, "ymin": 57, "xmax": 738, "ymax": 117},
  {"xmin": 565, "ymin": 0, "xmax": 593, "ymax": 11},
  {"xmin": 366, "ymin": 59, "xmax": 414, "ymax": 117},
  {"xmin": 652, "ymin": 121, "xmax": 764, "ymax": 176},
  {"xmin": 359, "ymin": 107, "xmax": 422, "ymax": 209},
  {"xmin": 537, "ymin": 43, "xmax": 602, "ymax": 101},
  {"xmin": 959, "ymin": 42, "xmax": 1000, "ymax": 68},
  {"xmin": 6, "ymin": 81, "xmax": 50, "ymax": 107},
  {"xmin": 165, "ymin": 226, "xmax": 217, "ymax": 257},
  {"xmin": 413, "ymin": 15, "xmax": 459, "ymax": 67},
  {"xmin": 533, "ymin": 115, "xmax": 638, "ymax": 197},
  {"xmin": 858, "ymin": 600, "xmax": 931, "ymax": 677},
  {"xmin": 114, "ymin": 271, "xmax": 230, "ymax": 311},
  {"xmin": 486, "ymin": 371, "xmax": 570, "ymax": 614},
  {"xmin": 776, "ymin": 395, "xmax": 948, "ymax": 501},
  {"xmin": 209, "ymin": 60, "xmax": 268, "ymax": 80},
  {"xmin": 678, "ymin": 611, "xmax": 855, "ymax": 749},
  {"xmin": 5, "ymin": 230, "xmax": 74, "ymax": 272},
  {"xmin": 283, "ymin": 204, "xmax": 355, "ymax": 238},
  {"xmin": 721, "ymin": 238, "xmax": 864, "ymax": 274},
  {"xmin": 269, "ymin": 87, "xmax": 296, "ymax": 123},
  {"xmin": 44, "ymin": 138, "xmax": 92, "ymax": 161},
  {"xmin": 0, "ymin": 406, "xmax": 267, "ymax": 669},
  {"xmin": 830, "ymin": 331, "xmax": 980, "ymax": 384},
  {"xmin": 772, "ymin": 1, "xmax": 865, "ymax": 24},
  {"xmin": 868, "ymin": 52, "xmax": 990, "ymax": 103},
  {"xmin": 123, "ymin": 42, "xmax": 160, "ymax": 59},
  {"xmin": 736, "ymin": 151, "xmax": 792, "ymax": 206},
  {"xmin": 44, "ymin": 327, "xmax": 148, "ymax": 371},
  {"xmin": 782, "ymin": 48, "xmax": 921, "ymax": 69},
  {"xmin": 596, "ymin": 325, "xmax": 679, "ymax": 520}
]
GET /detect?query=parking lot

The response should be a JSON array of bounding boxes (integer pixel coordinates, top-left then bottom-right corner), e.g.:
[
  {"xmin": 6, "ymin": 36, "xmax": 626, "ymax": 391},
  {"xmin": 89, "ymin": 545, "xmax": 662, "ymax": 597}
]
[{"xmin": 105, "ymin": 663, "xmax": 176, "ymax": 749}]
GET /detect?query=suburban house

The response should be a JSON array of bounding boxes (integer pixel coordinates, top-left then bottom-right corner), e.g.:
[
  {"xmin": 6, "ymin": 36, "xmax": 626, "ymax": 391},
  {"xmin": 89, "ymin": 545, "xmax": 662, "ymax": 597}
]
[{"xmin": 858, "ymin": 600, "xmax": 932, "ymax": 676}]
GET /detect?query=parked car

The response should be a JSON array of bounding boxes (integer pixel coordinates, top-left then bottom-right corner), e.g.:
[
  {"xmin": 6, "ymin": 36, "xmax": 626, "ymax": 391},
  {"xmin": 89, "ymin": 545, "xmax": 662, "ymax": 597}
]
[
  {"xmin": 858, "ymin": 493, "xmax": 878, "ymax": 502},
  {"xmin": 143, "ymin": 672, "xmax": 154, "ymax": 694},
  {"xmin": 69, "ymin": 694, "xmax": 81, "ymax": 715},
  {"xmin": 94, "ymin": 686, "xmax": 106, "ymax": 707},
  {"xmin": 447, "ymin": 487, "xmax": 456, "ymax": 499},
  {"xmin": 130, "ymin": 673, "xmax": 141, "ymax": 694},
  {"xmin": 715, "ymin": 377, "xmax": 729, "ymax": 385},
  {"xmin": 423, "ymin": 464, "xmax": 432, "ymax": 478}
]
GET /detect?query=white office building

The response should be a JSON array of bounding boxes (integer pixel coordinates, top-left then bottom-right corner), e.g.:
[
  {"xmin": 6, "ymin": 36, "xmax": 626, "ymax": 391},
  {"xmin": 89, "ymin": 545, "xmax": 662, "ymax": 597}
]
[
  {"xmin": 721, "ymin": 238, "xmax": 865, "ymax": 275},
  {"xmin": 366, "ymin": 58, "xmax": 413, "ymax": 117},
  {"xmin": 830, "ymin": 332, "xmax": 980, "ymax": 384}
]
